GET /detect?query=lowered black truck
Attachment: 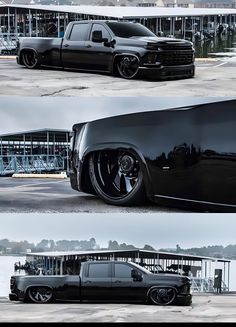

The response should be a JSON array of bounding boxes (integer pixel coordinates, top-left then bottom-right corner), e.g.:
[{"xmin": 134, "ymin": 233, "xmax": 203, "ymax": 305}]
[
  {"xmin": 9, "ymin": 260, "xmax": 192, "ymax": 305},
  {"xmin": 16, "ymin": 20, "xmax": 195, "ymax": 80}
]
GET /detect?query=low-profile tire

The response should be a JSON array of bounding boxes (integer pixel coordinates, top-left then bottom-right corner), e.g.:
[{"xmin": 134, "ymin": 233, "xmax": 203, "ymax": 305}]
[
  {"xmin": 27, "ymin": 286, "xmax": 53, "ymax": 304},
  {"xmin": 21, "ymin": 51, "xmax": 40, "ymax": 69},
  {"xmin": 149, "ymin": 287, "xmax": 176, "ymax": 306},
  {"xmin": 89, "ymin": 150, "xmax": 146, "ymax": 206},
  {"xmin": 116, "ymin": 55, "xmax": 139, "ymax": 79}
]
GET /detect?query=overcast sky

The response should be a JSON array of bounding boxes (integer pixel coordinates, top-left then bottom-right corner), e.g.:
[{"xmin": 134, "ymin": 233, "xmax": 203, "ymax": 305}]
[
  {"xmin": 0, "ymin": 213, "xmax": 236, "ymax": 249},
  {"xmin": 0, "ymin": 96, "xmax": 233, "ymax": 134}
]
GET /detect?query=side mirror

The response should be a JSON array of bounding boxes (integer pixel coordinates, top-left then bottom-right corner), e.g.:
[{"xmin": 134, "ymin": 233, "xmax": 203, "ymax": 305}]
[
  {"xmin": 131, "ymin": 269, "xmax": 143, "ymax": 281},
  {"xmin": 92, "ymin": 30, "xmax": 108, "ymax": 43}
]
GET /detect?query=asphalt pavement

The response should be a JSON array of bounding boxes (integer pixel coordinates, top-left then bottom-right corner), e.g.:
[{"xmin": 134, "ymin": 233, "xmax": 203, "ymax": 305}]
[
  {"xmin": 1, "ymin": 294, "xmax": 236, "ymax": 322},
  {"xmin": 0, "ymin": 57, "xmax": 236, "ymax": 96},
  {"xmin": 0, "ymin": 177, "xmax": 185, "ymax": 213}
]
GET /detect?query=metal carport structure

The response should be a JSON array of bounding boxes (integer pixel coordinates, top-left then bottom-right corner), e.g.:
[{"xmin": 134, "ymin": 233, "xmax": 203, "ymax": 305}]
[
  {"xmin": 24, "ymin": 248, "xmax": 231, "ymax": 293},
  {"xmin": 0, "ymin": 128, "xmax": 71, "ymax": 175}
]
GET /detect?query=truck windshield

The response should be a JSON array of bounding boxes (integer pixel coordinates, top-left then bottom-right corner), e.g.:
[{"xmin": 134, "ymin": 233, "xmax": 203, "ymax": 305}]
[{"xmin": 106, "ymin": 22, "xmax": 156, "ymax": 38}]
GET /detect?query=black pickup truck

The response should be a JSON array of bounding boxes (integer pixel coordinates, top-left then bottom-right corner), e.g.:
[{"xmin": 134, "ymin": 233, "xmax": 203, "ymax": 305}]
[
  {"xmin": 16, "ymin": 20, "xmax": 195, "ymax": 80},
  {"xmin": 9, "ymin": 260, "xmax": 192, "ymax": 305}
]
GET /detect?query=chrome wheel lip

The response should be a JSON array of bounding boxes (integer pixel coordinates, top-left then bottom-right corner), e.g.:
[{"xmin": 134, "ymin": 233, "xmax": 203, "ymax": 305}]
[
  {"xmin": 149, "ymin": 287, "xmax": 176, "ymax": 305},
  {"xmin": 117, "ymin": 56, "xmax": 139, "ymax": 79},
  {"xmin": 28, "ymin": 287, "xmax": 52, "ymax": 303}
]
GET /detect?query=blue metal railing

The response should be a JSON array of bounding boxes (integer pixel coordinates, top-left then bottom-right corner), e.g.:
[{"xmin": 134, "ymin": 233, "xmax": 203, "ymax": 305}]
[{"xmin": 0, "ymin": 155, "xmax": 65, "ymax": 175}]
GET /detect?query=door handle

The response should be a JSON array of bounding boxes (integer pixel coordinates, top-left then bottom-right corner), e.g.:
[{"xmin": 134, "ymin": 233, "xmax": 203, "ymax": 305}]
[
  {"xmin": 64, "ymin": 44, "xmax": 69, "ymax": 47},
  {"xmin": 84, "ymin": 280, "xmax": 91, "ymax": 284},
  {"xmin": 114, "ymin": 280, "xmax": 121, "ymax": 283},
  {"xmin": 86, "ymin": 44, "xmax": 92, "ymax": 48}
]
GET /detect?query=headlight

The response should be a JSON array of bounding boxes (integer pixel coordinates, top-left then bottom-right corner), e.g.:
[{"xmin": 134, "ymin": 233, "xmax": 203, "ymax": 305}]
[
  {"xmin": 145, "ymin": 43, "xmax": 161, "ymax": 51},
  {"xmin": 145, "ymin": 53, "xmax": 158, "ymax": 64}
]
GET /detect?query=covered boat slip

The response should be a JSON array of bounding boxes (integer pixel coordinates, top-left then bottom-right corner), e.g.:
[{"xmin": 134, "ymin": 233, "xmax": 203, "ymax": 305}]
[
  {"xmin": 25, "ymin": 249, "xmax": 231, "ymax": 293},
  {"xmin": 0, "ymin": 129, "xmax": 70, "ymax": 175},
  {"xmin": 0, "ymin": 4, "xmax": 236, "ymax": 43}
]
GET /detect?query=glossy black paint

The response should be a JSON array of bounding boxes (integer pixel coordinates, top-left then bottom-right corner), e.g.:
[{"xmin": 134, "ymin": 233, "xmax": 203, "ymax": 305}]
[
  {"xmin": 9, "ymin": 261, "xmax": 192, "ymax": 305},
  {"xmin": 17, "ymin": 20, "xmax": 195, "ymax": 79},
  {"xmin": 69, "ymin": 99, "xmax": 236, "ymax": 212}
]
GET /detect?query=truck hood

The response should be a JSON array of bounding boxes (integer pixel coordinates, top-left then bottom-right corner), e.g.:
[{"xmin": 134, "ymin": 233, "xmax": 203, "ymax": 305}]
[
  {"xmin": 147, "ymin": 273, "xmax": 191, "ymax": 283},
  {"xmin": 130, "ymin": 36, "xmax": 192, "ymax": 45},
  {"xmin": 116, "ymin": 36, "xmax": 192, "ymax": 48}
]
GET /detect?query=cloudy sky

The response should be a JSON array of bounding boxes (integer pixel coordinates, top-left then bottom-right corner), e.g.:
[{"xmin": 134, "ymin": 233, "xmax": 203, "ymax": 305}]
[
  {"xmin": 0, "ymin": 96, "xmax": 233, "ymax": 134},
  {"xmin": 1, "ymin": 213, "xmax": 236, "ymax": 249}
]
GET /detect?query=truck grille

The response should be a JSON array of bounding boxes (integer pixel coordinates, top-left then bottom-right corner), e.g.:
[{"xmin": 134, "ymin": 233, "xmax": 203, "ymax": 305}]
[{"xmin": 157, "ymin": 51, "xmax": 194, "ymax": 66}]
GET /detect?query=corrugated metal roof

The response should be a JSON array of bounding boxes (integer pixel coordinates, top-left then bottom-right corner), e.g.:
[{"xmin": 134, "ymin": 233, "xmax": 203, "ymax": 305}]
[
  {"xmin": 26, "ymin": 248, "xmax": 231, "ymax": 262},
  {"xmin": 1, "ymin": 4, "xmax": 236, "ymax": 17}
]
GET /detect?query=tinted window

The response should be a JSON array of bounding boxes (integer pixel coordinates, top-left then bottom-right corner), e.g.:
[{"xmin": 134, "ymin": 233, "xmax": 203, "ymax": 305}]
[
  {"xmin": 69, "ymin": 23, "xmax": 89, "ymax": 41},
  {"xmin": 88, "ymin": 263, "xmax": 110, "ymax": 278},
  {"xmin": 91, "ymin": 23, "xmax": 111, "ymax": 40},
  {"xmin": 106, "ymin": 22, "xmax": 155, "ymax": 38},
  {"xmin": 115, "ymin": 264, "xmax": 132, "ymax": 278}
]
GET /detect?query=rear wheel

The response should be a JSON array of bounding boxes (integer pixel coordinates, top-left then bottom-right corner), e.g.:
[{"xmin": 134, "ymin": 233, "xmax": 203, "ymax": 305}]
[
  {"xmin": 27, "ymin": 286, "xmax": 53, "ymax": 303},
  {"xmin": 21, "ymin": 51, "xmax": 40, "ymax": 69},
  {"xmin": 149, "ymin": 287, "xmax": 176, "ymax": 306},
  {"xmin": 89, "ymin": 150, "xmax": 146, "ymax": 206},
  {"xmin": 116, "ymin": 56, "xmax": 139, "ymax": 79}
]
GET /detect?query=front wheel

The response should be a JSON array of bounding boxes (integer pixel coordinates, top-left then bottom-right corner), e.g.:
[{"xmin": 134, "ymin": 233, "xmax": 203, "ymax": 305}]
[
  {"xmin": 21, "ymin": 51, "xmax": 40, "ymax": 69},
  {"xmin": 149, "ymin": 287, "xmax": 176, "ymax": 306},
  {"xmin": 116, "ymin": 56, "xmax": 140, "ymax": 79},
  {"xmin": 89, "ymin": 150, "xmax": 146, "ymax": 206},
  {"xmin": 27, "ymin": 286, "xmax": 53, "ymax": 303}
]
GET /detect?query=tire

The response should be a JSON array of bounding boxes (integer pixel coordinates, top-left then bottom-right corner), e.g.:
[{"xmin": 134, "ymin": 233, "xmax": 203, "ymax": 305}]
[
  {"xmin": 21, "ymin": 51, "xmax": 40, "ymax": 69},
  {"xmin": 89, "ymin": 150, "xmax": 146, "ymax": 206},
  {"xmin": 149, "ymin": 287, "xmax": 176, "ymax": 306},
  {"xmin": 116, "ymin": 55, "xmax": 139, "ymax": 79},
  {"xmin": 27, "ymin": 286, "xmax": 53, "ymax": 304}
]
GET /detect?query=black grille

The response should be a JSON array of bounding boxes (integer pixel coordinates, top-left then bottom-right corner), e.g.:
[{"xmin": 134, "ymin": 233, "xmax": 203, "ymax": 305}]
[{"xmin": 157, "ymin": 51, "xmax": 194, "ymax": 66}]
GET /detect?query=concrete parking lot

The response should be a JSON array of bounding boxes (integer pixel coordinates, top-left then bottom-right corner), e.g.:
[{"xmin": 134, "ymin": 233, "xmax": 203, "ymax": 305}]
[
  {"xmin": 0, "ymin": 177, "xmax": 185, "ymax": 213},
  {"xmin": 1, "ymin": 294, "xmax": 236, "ymax": 322},
  {"xmin": 0, "ymin": 57, "xmax": 236, "ymax": 96}
]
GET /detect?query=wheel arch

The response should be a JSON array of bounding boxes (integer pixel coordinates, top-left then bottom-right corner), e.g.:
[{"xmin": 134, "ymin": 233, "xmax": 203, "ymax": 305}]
[
  {"xmin": 79, "ymin": 142, "xmax": 154, "ymax": 199},
  {"xmin": 19, "ymin": 47, "xmax": 40, "ymax": 65}
]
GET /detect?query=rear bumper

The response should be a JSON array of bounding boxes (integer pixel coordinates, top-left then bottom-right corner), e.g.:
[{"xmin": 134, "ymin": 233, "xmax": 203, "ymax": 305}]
[
  {"xmin": 9, "ymin": 293, "xmax": 19, "ymax": 301},
  {"xmin": 69, "ymin": 170, "xmax": 79, "ymax": 191},
  {"xmin": 138, "ymin": 63, "xmax": 195, "ymax": 80}
]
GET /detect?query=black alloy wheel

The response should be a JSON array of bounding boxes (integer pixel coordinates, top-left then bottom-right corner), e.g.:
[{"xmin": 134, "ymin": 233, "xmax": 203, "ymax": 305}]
[
  {"xmin": 117, "ymin": 56, "xmax": 140, "ymax": 79},
  {"xmin": 22, "ymin": 51, "xmax": 40, "ymax": 69},
  {"xmin": 149, "ymin": 287, "xmax": 176, "ymax": 306},
  {"xmin": 28, "ymin": 287, "xmax": 53, "ymax": 303},
  {"xmin": 89, "ymin": 150, "xmax": 146, "ymax": 206}
]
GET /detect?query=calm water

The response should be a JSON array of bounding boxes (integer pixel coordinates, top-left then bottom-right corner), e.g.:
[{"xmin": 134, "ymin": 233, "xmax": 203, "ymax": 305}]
[
  {"xmin": 0, "ymin": 255, "xmax": 236, "ymax": 296},
  {"xmin": 0, "ymin": 255, "xmax": 26, "ymax": 297}
]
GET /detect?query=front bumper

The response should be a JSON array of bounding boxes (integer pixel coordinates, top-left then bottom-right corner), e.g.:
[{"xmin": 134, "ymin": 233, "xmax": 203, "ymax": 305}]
[
  {"xmin": 176, "ymin": 293, "xmax": 192, "ymax": 306},
  {"xmin": 138, "ymin": 63, "xmax": 195, "ymax": 80}
]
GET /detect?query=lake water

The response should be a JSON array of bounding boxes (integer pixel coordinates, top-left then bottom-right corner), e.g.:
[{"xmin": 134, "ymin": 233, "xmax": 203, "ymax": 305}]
[{"xmin": 0, "ymin": 255, "xmax": 236, "ymax": 296}]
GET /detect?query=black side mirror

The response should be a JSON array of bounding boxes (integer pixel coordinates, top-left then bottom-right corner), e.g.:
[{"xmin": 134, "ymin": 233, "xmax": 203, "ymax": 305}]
[
  {"xmin": 92, "ymin": 30, "xmax": 108, "ymax": 43},
  {"xmin": 131, "ymin": 269, "xmax": 143, "ymax": 281}
]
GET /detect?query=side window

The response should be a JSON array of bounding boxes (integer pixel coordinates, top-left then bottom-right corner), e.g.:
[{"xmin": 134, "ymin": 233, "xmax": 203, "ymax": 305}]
[
  {"xmin": 90, "ymin": 24, "xmax": 111, "ymax": 41},
  {"xmin": 88, "ymin": 263, "xmax": 110, "ymax": 278},
  {"xmin": 114, "ymin": 264, "xmax": 132, "ymax": 278},
  {"xmin": 69, "ymin": 23, "xmax": 89, "ymax": 41}
]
